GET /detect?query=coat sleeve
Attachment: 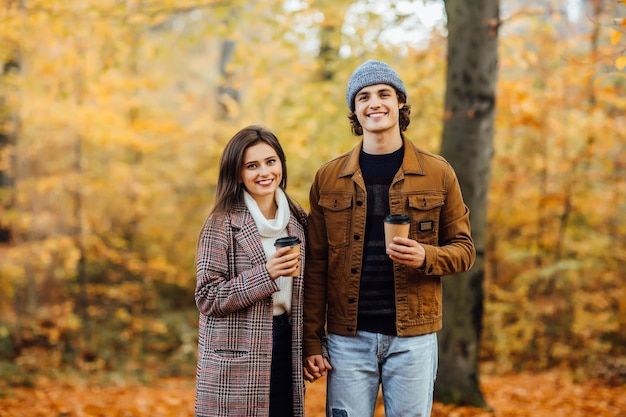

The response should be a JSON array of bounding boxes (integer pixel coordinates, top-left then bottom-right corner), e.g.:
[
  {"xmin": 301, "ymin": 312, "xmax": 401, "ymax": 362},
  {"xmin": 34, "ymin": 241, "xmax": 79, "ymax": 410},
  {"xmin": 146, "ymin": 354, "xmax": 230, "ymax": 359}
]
[
  {"xmin": 195, "ymin": 214, "xmax": 277, "ymax": 317},
  {"xmin": 302, "ymin": 172, "xmax": 329, "ymax": 358},
  {"xmin": 421, "ymin": 163, "xmax": 476, "ymax": 276}
]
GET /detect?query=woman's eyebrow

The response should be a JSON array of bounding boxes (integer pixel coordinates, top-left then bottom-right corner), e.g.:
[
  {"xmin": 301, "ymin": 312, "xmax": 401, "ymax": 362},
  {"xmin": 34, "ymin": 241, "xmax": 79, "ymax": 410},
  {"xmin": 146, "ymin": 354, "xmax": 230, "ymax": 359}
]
[{"xmin": 244, "ymin": 155, "xmax": 277, "ymax": 165}]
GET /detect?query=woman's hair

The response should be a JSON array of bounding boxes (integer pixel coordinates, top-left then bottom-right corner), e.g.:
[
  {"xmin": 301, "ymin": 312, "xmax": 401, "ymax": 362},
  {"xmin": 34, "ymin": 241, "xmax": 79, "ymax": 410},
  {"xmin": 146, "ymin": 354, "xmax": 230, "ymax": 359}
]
[
  {"xmin": 348, "ymin": 90, "xmax": 411, "ymax": 136},
  {"xmin": 211, "ymin": 125, "xmax": 301, "ymax": 217}
]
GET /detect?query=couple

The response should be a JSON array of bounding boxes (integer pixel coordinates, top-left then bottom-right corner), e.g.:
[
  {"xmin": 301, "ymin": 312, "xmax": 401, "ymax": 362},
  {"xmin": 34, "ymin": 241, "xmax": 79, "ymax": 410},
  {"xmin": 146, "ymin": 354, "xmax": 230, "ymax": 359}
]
[{"xmin": 194, "ymin": 60, "xmax": 476, "ymax": 417}]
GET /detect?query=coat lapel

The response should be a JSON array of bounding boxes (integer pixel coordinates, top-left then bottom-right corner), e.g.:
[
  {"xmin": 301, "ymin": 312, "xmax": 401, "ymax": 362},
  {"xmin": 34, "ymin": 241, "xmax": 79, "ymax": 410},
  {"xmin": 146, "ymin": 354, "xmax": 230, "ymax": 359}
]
[{"xmin": 230, "ymin": 203, "xmax": 267, "ymax": 266}]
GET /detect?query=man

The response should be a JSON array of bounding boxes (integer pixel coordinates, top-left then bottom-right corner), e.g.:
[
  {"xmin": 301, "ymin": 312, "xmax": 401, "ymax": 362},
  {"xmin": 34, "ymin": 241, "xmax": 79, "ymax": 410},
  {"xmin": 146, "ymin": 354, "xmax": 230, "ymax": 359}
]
[{"xmin": 303, "ymin": 60, "xmax": 476, "ymax": 417}]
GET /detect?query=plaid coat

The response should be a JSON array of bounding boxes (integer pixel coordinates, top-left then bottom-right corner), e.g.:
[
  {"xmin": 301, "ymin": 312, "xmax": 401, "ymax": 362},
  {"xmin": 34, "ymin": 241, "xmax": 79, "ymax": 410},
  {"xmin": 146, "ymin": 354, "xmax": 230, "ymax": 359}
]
[{"xmin": 194, "ymin": 202, "xmax": 306, "ymax": 417}]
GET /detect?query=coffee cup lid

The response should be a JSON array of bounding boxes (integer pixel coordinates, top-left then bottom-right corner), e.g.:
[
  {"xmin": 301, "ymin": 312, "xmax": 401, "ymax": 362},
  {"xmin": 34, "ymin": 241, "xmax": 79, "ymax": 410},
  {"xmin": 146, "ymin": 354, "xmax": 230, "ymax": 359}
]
[
  {"xmin": 384, "ymin": 214, "xmax": 410, "ymax": 224},
  {"xmin": 274, "ymin": 236, "xmax": 301, "ymax": 247}
]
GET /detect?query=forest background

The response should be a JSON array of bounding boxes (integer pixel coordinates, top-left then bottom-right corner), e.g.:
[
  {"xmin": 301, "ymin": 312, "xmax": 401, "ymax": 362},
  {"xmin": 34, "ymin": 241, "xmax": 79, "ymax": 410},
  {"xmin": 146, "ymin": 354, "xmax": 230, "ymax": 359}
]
[{"xmin": 0, "ymin": 0, "xmax": 625, "ymax": 411}]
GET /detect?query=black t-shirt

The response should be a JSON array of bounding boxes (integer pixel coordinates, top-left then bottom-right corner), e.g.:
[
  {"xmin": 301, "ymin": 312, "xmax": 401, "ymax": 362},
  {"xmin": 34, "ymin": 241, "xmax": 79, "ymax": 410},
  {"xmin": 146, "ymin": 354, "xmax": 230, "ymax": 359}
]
[{"xmin": 357, "ymin": 146, "xmax": 404, "ymax": 335}]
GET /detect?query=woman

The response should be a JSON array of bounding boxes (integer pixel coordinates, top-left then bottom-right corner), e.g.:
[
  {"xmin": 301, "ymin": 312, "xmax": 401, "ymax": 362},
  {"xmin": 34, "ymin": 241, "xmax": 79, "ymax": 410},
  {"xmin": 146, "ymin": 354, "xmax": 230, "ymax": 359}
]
[{"xmin": 194, "ymin": 125, "xmax": 307, "ymax": 417}]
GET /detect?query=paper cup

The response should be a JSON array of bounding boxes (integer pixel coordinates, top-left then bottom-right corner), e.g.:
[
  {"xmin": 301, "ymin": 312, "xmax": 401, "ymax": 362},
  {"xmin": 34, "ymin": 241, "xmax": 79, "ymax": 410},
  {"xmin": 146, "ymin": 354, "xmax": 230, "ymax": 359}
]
[
  {"xmin": 274, "ymin": 236, "xmax": 301, "ymax": 277},
  {"xmin": 384, "ymin": 214, "xmax": 410, "ymax": 248}
]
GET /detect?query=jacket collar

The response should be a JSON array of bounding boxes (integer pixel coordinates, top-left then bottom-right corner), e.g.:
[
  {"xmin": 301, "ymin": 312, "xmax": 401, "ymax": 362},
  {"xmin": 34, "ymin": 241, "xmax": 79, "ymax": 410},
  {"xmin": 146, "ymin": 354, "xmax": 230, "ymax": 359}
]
[
  {"xmin": 339, "ymin": 135, "xmax": 425, "ymax": 178},
  {"xmin": 229, "ymin": 202, "xmax": 252, "ymax": 230}
]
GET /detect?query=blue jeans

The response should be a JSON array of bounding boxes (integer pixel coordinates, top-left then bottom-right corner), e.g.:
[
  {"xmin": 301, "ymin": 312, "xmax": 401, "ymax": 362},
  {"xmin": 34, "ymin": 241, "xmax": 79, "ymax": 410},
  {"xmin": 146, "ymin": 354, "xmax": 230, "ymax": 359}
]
[{"xmin": 326, "ymin": 331, "xmax": 438, "ymax": 417}]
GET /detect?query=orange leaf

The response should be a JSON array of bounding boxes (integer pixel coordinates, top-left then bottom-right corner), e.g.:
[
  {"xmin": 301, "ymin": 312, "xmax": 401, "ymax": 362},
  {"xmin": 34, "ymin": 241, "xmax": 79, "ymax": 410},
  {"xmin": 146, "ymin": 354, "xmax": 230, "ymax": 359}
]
[{"xmin": 610, "ymin": 30, "xmax": 622, "ymax": 45}]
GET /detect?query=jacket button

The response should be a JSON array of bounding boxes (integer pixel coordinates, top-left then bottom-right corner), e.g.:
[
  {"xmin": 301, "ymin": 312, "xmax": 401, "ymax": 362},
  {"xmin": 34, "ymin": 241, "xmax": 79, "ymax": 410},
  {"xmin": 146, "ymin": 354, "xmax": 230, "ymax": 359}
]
[
  {"xmin": 347, "ymin": 327, "xmax": 354, "ymax": 332},
  {"xmin": 428, "ymin": 266, "xmax": 434, "ymax": 273},
  {"xmin": 353, "ymin": 234, "xmax": 360, "ymax": 240},
  {"xmin": 356, "ymin": 200, "xmax": 363, "ymax": 206},
  {"xmin": 351, "ymin": 268, "xmax": 357, "ymax": 274},
  {"xmin": 348, "ymin": 298, "xmax": 356, "ymax": 303}
]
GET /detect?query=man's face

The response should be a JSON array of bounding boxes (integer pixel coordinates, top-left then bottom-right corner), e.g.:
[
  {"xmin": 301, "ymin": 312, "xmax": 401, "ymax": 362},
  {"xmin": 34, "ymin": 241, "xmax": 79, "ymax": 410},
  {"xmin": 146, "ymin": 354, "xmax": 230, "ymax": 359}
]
[{"xmin": 354, "ymin": 84, "xmax": 404, "ymax": 135}]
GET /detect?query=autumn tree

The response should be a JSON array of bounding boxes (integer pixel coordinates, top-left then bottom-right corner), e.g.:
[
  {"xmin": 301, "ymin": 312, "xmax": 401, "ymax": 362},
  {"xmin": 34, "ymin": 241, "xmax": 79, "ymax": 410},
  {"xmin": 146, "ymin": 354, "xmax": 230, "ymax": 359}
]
[
  {"xmin": 0, "ymin": 0, "xmax": 21, "ymax": 247},
  {"xmin": 435, "ymin": 0, "xmax": 499, "ymax": 407},
  {"xmin": 1, "ymin": 0, "xmax": 624, "ymax": 391},
  {"xmin": 483, "ymin": 0, "xmax": 625, "ymax": 376}
]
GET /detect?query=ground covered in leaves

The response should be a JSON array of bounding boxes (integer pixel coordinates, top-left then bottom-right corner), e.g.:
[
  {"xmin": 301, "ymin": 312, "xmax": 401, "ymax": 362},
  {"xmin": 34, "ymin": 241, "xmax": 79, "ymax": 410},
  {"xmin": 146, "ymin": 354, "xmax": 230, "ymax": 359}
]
[{"xmin": 0, "ymin": 370, "xmax": 624, "ymax": 416}]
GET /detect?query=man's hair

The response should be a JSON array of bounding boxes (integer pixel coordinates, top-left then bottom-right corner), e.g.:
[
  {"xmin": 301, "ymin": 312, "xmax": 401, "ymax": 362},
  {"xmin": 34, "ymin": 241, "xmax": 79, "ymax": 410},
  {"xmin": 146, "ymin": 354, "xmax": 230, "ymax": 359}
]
[{"xmin": 347, "ymin": 90, "xmax": 411, "ymax": 136}]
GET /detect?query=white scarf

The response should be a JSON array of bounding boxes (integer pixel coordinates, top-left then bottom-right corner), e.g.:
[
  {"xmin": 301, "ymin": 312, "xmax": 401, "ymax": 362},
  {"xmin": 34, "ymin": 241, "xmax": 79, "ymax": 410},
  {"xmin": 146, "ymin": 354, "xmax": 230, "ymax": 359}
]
[{"xmin": 243, "ymin": 188, "xmax": 292, "ymax": 316}]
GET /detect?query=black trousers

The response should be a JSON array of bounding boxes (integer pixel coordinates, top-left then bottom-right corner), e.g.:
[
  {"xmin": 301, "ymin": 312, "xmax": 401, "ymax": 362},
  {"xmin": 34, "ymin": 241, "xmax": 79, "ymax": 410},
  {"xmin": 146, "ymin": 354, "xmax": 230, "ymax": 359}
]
[{"xmin": 270, "ymin": 313, "xmax": 294, "ymax": 417}]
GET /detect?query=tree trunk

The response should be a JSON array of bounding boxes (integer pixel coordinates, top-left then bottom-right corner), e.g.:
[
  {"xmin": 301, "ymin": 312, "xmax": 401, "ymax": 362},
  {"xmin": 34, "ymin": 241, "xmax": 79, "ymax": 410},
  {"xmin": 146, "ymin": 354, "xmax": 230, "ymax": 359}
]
[
  {"xmin": 0, "ymin": 0, "xmax": 21, "ymax": 245},
  {"xmin": 314, "ymin": 0, "xmax": 348, "ymax": 82},
  {"xmin": 436, "ymin": 0, "xmax": 499, "ymax": 407},
  {"xmin": 216, "ymin": 7, "xmax": 239, "ymax": 119},
  {"xmin": 72, "ymin": 39, "xmax": 88, "ymax": 318},
  {"xmin": 0, "ymin": 51, "xmax": 20, "ymax": 246},
  {"xmin": 217, "ymin": 39, "xmax": 239, "ymax": 118}
]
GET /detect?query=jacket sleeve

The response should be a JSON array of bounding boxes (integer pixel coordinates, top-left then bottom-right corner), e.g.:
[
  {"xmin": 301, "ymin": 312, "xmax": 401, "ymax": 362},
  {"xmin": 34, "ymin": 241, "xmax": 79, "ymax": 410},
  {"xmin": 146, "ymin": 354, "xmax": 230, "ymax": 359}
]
[
  {"xmin": 421, "ymin": 163, "xmax": 476, "ymax": 276},
  {"xmin": 195, "ymin": 214, "xmax": 277, "ymax": 317},
  {"xmin": 302, "ymin": 172, "xmax": 329, "ymax": 358}
]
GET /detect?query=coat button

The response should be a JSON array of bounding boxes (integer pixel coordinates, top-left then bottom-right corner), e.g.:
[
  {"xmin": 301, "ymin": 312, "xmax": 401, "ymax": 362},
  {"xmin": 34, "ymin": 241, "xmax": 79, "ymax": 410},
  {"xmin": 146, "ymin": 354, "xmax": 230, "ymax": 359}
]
[{"xmin": 353, "ymin": 234, "xmax": 360, "ymax": 240}]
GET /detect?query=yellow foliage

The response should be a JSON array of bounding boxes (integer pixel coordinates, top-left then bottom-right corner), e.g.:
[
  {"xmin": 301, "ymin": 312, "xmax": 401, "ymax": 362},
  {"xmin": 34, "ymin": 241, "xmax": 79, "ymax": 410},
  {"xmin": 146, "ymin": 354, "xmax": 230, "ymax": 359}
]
[
  {"xmin": 0, "ymin": 0, "xmax": 624, "ymax": 380},
  {"xmin": 610, "ymin": 30, "xmax": 622, "ymax": 45}
]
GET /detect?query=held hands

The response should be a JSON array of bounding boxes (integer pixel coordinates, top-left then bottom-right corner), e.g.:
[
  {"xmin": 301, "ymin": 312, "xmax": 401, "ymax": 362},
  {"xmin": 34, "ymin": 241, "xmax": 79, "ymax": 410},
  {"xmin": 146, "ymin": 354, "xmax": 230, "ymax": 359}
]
[
  {"xmin": 387, "ymin": 237, "xmax": 426, "ymax": 270},
  {"xmin": 303, "ymin": 354, "xmax": 333, "ymax": 382},
  {"xmin": 266, "ymin": 246, "xmax": 300, "ymax": 280}
]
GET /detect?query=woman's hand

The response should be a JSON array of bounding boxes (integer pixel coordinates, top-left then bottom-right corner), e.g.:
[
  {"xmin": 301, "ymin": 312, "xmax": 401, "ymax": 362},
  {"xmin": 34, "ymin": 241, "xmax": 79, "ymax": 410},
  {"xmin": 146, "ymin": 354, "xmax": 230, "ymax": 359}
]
[
  {"xmin": 266, "ymin": 246, "xmax": 300, "ymax": 280},
  {"xmin": 303, "ymin": 354, "xmax": 333, "ymax": 382}
]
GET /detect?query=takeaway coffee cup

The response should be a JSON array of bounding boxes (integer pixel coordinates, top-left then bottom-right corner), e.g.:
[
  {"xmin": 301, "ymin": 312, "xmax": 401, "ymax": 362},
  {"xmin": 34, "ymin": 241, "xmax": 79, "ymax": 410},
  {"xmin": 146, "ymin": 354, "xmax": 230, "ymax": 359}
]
[
  {"xmin": 384, "ymin": 214, "xmax": 410, "ymax": 248},
  {"xmin": 274, "ymin": 236, "xmax": 301, "ymax": 277}
]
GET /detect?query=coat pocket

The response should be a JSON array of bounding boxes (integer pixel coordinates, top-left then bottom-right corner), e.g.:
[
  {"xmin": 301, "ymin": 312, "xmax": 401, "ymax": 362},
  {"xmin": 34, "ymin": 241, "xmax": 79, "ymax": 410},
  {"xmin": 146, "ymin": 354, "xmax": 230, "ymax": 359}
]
[
  {"xmin": 318, "ymin": 192, "xmax": 353, "ymax": 248},
  {"xmin": 408, "ymin": 193, "xmax": 445, "ymax": 245}
]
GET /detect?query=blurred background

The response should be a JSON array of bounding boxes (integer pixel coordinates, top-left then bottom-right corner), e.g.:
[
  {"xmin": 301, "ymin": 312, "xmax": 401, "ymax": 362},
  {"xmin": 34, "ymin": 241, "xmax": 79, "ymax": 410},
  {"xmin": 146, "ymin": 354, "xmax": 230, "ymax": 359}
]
[{"xmin": 0, "ymin": 0, "xmax": 624, "ymax": 398}]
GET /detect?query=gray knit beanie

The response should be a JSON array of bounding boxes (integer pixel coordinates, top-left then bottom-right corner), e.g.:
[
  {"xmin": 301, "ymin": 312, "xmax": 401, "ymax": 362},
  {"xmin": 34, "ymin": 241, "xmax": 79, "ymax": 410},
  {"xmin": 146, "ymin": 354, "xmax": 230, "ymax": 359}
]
[{"xmin": 346, "ymin": 60, "xmax": 407, "ymax": 111}]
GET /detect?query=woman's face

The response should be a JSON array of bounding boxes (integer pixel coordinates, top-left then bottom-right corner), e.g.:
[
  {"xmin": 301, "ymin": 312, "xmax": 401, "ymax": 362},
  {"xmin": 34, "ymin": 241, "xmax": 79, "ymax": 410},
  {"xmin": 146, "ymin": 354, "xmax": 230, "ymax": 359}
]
[{"xmin": 240, "ymin": 142, "xmax": 283, "ymax": 203}]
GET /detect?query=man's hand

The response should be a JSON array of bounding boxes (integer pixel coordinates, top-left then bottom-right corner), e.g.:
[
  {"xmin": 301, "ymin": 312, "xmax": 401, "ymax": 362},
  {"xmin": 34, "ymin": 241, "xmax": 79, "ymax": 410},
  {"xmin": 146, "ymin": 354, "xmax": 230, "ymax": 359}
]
[
  {"xmin": 303, "ymin": 354, "xmax": 333, "ymax": 382},
  {"xmin": 387, "ymin": 237, "xmax": 426, "ymax": 269}
]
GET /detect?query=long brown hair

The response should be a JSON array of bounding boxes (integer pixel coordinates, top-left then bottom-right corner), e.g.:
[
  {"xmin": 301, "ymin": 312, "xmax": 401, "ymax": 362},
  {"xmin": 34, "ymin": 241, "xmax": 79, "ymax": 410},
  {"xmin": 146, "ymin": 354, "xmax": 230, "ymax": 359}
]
[
  {"xmin": 348, "ymin": 90, "xmax": 411, "ymax": 136},
  {"xmin": 211, "ymin": 125, "xmax": 302, "ymax": 220}
]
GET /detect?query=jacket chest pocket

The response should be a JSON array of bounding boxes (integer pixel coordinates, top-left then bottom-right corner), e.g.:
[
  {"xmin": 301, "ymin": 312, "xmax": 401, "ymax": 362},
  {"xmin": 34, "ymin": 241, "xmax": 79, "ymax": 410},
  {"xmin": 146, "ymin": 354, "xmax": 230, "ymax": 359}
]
[
  {"xmin": 319, "ymin": 193, "xmax": 353, "ymax": 248},
  {"xmin": 408, "ymin": 193, "xmax": 445, "ymax": 245}
]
